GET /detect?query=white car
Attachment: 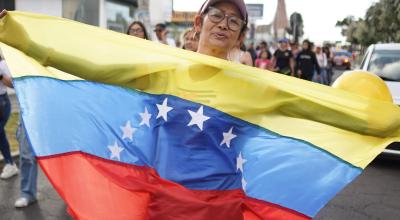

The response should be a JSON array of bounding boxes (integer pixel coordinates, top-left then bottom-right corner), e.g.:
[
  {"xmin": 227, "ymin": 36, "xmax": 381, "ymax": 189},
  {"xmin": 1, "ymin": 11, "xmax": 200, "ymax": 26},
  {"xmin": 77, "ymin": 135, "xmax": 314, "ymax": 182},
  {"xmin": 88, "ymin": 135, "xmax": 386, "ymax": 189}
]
[
  {"xmin": 360, "ymin": 43, "xmax": 400, "ymax": 105},
  {"xmin": 359, "ymin": 43, "xmax": 400, "ymax": 155}
]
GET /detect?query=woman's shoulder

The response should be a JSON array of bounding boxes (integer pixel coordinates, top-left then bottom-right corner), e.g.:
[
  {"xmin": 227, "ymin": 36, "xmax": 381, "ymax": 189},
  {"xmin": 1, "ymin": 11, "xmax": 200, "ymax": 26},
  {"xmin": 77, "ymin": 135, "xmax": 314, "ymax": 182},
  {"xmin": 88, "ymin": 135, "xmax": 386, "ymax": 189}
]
[{"xmin": 241, "ymin": 51, "xmax": 253, "ymax": 66}]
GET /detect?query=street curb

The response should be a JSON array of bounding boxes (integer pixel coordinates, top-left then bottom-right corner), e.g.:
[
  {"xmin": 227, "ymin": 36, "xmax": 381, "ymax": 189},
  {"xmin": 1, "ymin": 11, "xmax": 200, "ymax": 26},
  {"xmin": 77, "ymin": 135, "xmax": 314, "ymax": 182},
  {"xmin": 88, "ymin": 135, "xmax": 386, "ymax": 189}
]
[{"xmin": 0, "ymin": 151, "xmax": 20, "ymax": 166}]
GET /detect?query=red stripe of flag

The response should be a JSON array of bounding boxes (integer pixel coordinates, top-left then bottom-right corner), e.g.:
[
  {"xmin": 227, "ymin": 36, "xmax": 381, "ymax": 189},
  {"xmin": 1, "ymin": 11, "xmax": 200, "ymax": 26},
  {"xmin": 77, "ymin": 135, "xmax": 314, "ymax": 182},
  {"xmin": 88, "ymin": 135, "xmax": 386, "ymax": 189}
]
[{"xmin": 38, "ymin": 152, "xmax": 310, "ymax": 220}]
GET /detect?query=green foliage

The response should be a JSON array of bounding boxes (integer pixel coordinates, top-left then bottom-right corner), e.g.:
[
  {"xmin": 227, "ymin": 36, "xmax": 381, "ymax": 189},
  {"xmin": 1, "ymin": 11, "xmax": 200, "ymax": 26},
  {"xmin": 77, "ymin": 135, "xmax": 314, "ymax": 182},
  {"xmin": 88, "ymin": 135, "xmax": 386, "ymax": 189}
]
[
  {"xmin": 337, "ymin": 0, "xmax": 400, "ymax": 46},
  {"xmin": 335, "ymin": 16, "xmax": 355, "ymax": 36}
]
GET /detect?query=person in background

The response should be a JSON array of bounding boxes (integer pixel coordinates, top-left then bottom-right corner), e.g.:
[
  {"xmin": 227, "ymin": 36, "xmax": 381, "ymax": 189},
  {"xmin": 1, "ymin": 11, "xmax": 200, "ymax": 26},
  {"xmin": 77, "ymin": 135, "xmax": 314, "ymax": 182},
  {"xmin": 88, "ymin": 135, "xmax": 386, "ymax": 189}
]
[
  {"xmin": 153, "ymin": 23, "xmax": 176, "ymax": 47},
  {"xmin": 127, "ymin": 21, "xmax": 149, "ymax": 40},
  {"xmin": 181, "ymin": 28, "xmax": 199, "ymax": 52},
  {"xmin": 269, "ymin": 42, "xmax": 278, "ymax": 55},
  {"xmin": 323, "ymin": 45, "xmax": 334, "ymax": 85},
  {"xmin": 290, "ymin": 41, "xmax": 300, "ymax": 58},
  {"xmin": 228, "ymin": 30, "xmax": 253, "ymax": 66},
  {"xmin": 271, "ymin": 38, "xmax": 295, "ymax": 76},
  {"xmin": 14, "ymin": 120, "xmax": 37, "ymax": 208},
  {"xmin": 255, "ymin": 50, "xmax": 272, "ymax": 70},
  {"xmin": 256, "ymin": 41, "xmax": 272, "ymax": 59},
  {"xmin": 246, "ymin": 42, "xmax": 257, "ymax": 66},
  {"xmin": 315, "ymin": 45, "xmax": 329, "ymax": 85},
  {"xmin": 0, "ymin": 56, "xmax": 18, "ymax": 180},
  {"xmin": 295, "ymin": 39, "xmax": 320, "ymax": 81}
]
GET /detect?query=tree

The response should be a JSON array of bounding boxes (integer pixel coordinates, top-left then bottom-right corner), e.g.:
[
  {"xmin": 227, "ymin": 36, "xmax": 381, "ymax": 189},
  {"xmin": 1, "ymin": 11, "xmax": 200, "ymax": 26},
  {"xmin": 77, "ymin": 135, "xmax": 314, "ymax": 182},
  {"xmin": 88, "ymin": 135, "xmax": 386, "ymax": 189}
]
[
  {"xmin": 336, "ymin": 0, "xmax": 400, "ymax": 46},
  {"xmin": 286, "ymin": 12, "xmax": 303, "ymax": 43},
  {"xmin": 351, "ymin": 19, "xmax": 376, "ymax": 47},
  {"xmin": 335, "ymin": 16, "xmax": 355, "ymax": 36},
  {"xmin": 365, "ymin": 0, "xmax": 400, "ymax": 42}
]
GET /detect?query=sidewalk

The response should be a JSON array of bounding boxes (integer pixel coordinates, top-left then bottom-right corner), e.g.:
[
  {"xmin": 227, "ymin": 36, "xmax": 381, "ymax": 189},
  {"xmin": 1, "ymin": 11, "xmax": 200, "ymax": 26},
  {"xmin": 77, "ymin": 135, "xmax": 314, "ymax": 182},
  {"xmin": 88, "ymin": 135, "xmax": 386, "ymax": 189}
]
[{"xmin": 0, "ymin": 168, "xmax": 72, "ymax": 220}]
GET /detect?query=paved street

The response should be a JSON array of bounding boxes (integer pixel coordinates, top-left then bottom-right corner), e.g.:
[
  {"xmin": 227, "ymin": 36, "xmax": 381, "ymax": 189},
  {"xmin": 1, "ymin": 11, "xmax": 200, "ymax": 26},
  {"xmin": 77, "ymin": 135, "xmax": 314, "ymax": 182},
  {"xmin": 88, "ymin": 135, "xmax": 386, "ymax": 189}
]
[
  {"xmin": 0, "ymin": 168, "xmax": 72, "ymax": 220},
  {"xmin": 2, "ymin": 69, "xmax": 400, "ymax": 220},
  {"xmin": 316, "ymin": 155, "xmax": 400, "ymax": 220}
]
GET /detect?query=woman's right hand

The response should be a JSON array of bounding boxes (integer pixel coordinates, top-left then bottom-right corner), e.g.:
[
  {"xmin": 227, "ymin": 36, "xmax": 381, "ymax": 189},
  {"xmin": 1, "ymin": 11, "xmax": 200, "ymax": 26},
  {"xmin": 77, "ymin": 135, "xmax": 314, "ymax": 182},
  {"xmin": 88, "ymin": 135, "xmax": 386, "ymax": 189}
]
[{"xmin": 0, "ymin": 10, "xmax": 7, "ymax": 18}]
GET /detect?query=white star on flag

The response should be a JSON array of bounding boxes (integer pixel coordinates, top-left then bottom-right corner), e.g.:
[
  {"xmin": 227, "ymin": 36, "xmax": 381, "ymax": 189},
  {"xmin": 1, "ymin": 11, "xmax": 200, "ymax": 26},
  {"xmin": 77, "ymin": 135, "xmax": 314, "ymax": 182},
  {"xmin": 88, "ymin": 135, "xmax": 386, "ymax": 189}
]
[
  {"xmin": 108, "ymin": 141, "xmax": 124, "ymax": 161},
  {"xmin": 220, "ymin": 127, "xmax": 237, "ymax": 148},
  {"xmin": 242, "ymin": 178, "xmax": 247, "ymax": 192},
  {"xmin": 156, "ymin": 98, "xmax": 173, "ymax": 121},
  {"xmin": 187, "ymin": 106, "xmax": 210, "ymax": 131},
  {"xmin": 237, "ymin": 152, "xmax": 247, "ymax": 173},
  {"xmin": 120, "ymin": 120, "xmax": 136, "ymax": 141},
  {"xmin": 139, "ymin": 107, "xmax": 152, "ymax": 127}
]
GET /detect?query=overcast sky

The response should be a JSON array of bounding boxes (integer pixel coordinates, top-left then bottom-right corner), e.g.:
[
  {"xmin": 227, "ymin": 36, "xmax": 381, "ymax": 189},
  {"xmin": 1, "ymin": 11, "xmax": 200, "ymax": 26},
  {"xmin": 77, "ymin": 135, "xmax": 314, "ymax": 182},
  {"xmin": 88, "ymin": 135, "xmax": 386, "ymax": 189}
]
[{"xmin": 173, "ymin": 0, "xmax": 378, "ymax": 43}]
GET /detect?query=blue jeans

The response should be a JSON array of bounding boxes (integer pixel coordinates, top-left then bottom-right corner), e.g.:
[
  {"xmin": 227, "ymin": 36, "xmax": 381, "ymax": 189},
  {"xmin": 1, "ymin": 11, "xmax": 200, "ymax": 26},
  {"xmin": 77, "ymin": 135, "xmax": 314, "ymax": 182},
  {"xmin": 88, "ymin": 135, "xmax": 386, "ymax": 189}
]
[
  {"xmin": 17, "ymin": 122, "xmax": 38, "ymax": 202},
  {"xmin": 320, "ymin": 68, "xmax": 330, "ymax": 85},
  {"xmin": 312, "ymin": 68, "xmax": 329, "ymax": 85},
  {"xmin": 0, "ymin": 94, "xmax": 13, "ymax": 164}
]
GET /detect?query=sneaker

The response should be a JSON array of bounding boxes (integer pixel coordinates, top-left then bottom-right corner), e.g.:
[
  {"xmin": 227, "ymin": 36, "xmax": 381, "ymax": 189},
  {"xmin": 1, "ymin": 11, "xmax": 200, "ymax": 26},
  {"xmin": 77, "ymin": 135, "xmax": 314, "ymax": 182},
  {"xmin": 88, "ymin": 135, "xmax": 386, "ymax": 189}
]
[
  {"xmin": 0, "ymin": 163, "xmax": 19, "ymax": 179},
  {"xmin": 14, "ymin": 197, "xmax": 30, "ymax": 208}
]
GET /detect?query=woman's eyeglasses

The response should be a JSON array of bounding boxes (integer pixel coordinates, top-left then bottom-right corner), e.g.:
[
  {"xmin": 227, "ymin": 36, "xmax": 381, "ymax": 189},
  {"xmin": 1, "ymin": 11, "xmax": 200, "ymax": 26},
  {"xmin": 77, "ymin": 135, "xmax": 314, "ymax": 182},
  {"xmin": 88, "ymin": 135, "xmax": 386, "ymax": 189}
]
[
  {"xmin": 129, "ymin": 28, "xmax": 144, "ymax": 35},
  {"xmin": 207, "ymin": 7, "xmax": 244, "ymax": 32}
]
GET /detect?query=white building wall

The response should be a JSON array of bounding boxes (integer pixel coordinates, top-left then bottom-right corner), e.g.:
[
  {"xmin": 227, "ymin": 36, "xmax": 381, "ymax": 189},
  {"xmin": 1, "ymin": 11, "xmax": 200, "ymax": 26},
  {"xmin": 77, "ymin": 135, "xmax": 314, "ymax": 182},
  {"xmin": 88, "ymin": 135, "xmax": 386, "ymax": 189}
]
[
  {"xmin": 99, "ymin": 0, "xmax": 106, "ymax": 28},
  {"xmin": 149, "ymin": 0, "xmax": 172, "ymax": 25},
  {"xmin": 15, "ymin": 0, "xmax": 62, "ymax": 17}
]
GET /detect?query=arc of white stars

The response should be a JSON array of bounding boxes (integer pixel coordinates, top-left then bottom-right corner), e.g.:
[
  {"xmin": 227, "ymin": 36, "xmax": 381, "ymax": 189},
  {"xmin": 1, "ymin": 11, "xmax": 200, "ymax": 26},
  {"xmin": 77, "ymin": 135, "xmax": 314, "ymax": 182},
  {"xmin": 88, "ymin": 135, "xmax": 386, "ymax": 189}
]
[
  {"xmin": 120, "ymin": 120, "xmax": 136, "ymax": 141},
  {"xmin": 220, "ymin": 127, "xmax": 237, "ymax": 148},
  {"xmin": 156, "ymin": 98, "xmax": 173, "ymax": 122},
  {"xmin": 187, "ymin": 106, "xmax": 210, "ymax": 131},
  {"xmin": 139, "ymin": 107, "xmax": 152, "ymax": 127},
  {"xmin": 237, "ymin": 152, "xmax": 247, "ymax": 173},
  {"xmin": 108, "ymin": 141, "xmax": 124, "ymax": 161}
]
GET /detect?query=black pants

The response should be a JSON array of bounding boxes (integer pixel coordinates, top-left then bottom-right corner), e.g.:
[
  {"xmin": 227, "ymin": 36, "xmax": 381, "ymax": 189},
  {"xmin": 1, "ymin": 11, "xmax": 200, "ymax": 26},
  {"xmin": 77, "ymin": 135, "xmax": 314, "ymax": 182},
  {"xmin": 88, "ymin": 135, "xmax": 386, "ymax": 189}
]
[{"xmin": 0, "ymin": 93, "xmax": 12, "ymax": 164}]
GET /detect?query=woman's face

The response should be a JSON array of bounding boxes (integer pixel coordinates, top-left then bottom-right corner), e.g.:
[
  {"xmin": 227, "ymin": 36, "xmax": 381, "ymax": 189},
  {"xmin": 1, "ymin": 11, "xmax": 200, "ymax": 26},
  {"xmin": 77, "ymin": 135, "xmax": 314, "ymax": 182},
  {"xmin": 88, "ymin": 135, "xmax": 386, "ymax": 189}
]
[
  {"xmin": 302, "ymin": 42, "xmax": 309, "ymax": 50},
  {"xmin": 128, "ymin": 24, "xmax": 145, "ymax": 39},
  {"xmin": 280, "ymin": 42, "xmax": 288, "ymax": 50},
  {"xmin": 260, "ymin": 51, "xmax": 267, "ymax": 59},
  {"xmin": 195, "ymin": 2, "xmax": 243, "ymax": 57},
  {"xmin": 184, "ymin": 31, "xmax": 199, "ymax": 52}
]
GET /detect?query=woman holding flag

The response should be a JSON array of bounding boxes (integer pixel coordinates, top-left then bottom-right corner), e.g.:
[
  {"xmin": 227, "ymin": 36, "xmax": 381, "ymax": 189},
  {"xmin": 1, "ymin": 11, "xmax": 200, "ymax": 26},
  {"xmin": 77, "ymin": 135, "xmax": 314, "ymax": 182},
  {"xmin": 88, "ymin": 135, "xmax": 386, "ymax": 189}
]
[
  {"xmin": 194, "ymin": 0, "xmax": 248, "ymax": 60},
  {"xmin": 2, "ymin": 1, "xmax": 399, "ymax": 219}
]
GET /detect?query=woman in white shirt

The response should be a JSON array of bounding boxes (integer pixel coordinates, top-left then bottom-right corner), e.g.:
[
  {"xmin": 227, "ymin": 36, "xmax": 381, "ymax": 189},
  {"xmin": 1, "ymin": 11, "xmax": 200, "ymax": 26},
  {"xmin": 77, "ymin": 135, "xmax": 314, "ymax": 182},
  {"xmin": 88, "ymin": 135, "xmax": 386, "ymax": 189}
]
[{"xmin": 315, "ymin": 45, "xmax": 329, "ymax": 85}]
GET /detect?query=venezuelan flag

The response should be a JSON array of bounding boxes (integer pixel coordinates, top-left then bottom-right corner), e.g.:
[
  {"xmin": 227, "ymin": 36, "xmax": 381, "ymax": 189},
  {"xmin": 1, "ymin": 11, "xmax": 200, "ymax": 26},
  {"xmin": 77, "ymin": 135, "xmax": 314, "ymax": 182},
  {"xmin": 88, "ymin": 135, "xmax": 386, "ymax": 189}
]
[{"xmin": 1, "ymin": 11, "xmax": 400, "ymax": 220}]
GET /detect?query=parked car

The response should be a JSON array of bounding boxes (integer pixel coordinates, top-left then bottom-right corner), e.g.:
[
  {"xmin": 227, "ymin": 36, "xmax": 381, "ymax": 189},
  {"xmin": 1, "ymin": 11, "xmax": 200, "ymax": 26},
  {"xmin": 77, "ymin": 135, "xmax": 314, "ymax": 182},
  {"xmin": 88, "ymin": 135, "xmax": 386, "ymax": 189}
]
[
  {"xmin": 359, "ymin": 43, "xmax": 400, "ymax": 155},
  {"xmin": 360, "ymin": 43, "xmax": 400, "ymax": 105},
  {"xmin": 333, "ymin": 50, "xmax": 352, "ymax": 69}
]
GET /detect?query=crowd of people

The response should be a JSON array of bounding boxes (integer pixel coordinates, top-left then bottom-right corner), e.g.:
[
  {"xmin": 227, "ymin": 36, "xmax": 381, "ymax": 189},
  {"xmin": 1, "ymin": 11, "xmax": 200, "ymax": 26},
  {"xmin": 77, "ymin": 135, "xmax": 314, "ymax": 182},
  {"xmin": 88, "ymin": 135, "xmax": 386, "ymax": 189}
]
[
  {"xmin": 126, "ymin": 14, "xmax": 335, "ymax": 86},
  {"xmin": 0, "ymin": 0, "xmax": 336, "ymax": 211},
  {"xmin": 240, "ymin": 38, "xmax": 335, "ymax": 85}
]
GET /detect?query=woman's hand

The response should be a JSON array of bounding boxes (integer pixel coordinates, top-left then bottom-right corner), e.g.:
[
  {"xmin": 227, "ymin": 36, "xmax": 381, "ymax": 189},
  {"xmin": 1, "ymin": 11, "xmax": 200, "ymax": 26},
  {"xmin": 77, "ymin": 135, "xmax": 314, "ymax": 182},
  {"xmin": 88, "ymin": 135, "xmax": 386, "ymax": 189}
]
[{"xmin": 0, "ymin": 10, "xmax": 7, "ymax": 19}]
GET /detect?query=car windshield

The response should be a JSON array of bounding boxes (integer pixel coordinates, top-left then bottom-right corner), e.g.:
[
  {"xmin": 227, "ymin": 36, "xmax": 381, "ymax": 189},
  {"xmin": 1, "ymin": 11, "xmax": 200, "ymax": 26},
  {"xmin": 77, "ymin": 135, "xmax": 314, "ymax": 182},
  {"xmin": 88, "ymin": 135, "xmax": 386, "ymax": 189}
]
[{"xmin": 368, "ymin": 49, "xmax": 400, "ymax": 81}]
